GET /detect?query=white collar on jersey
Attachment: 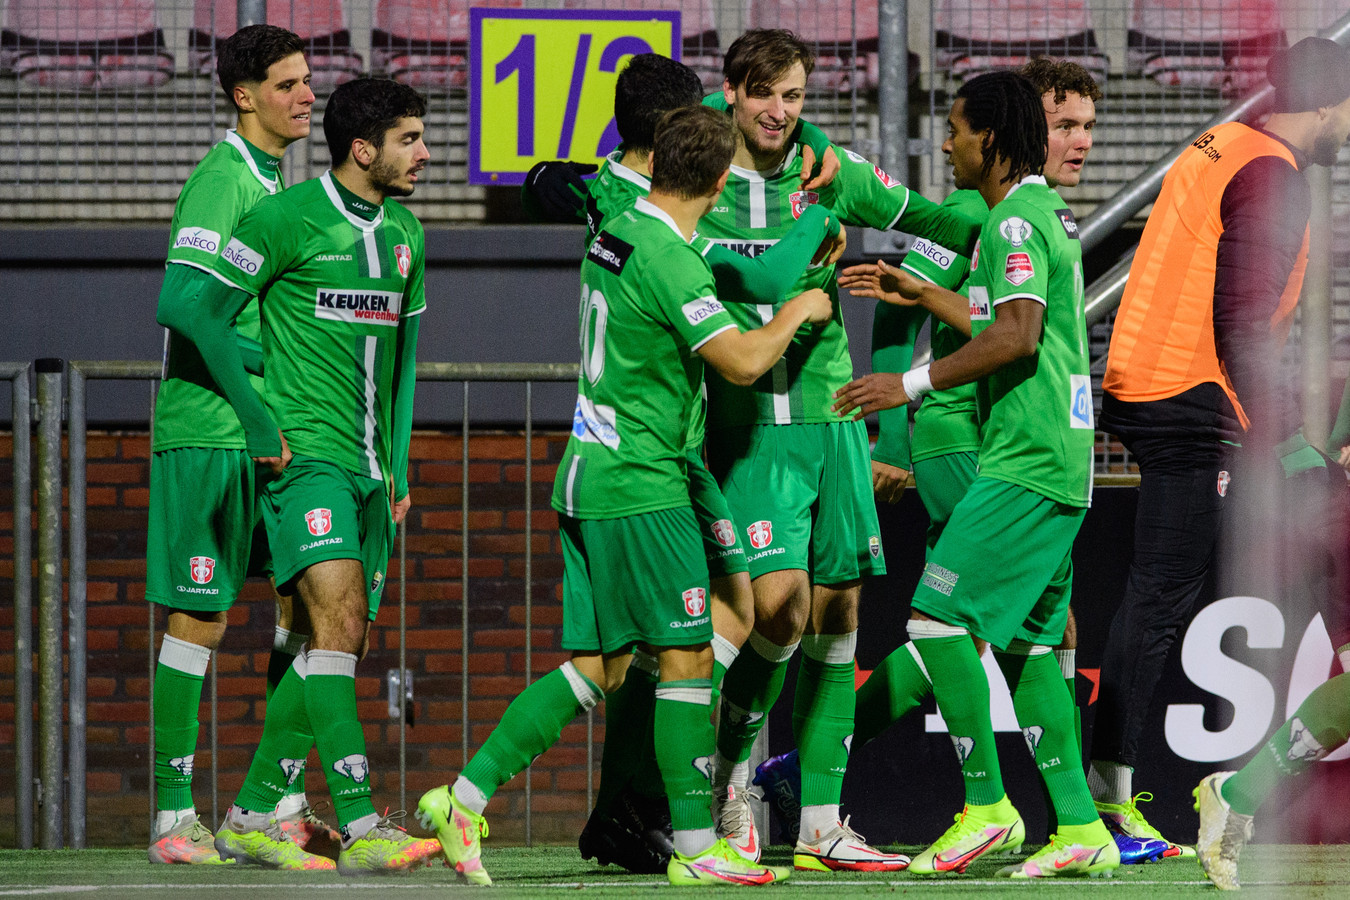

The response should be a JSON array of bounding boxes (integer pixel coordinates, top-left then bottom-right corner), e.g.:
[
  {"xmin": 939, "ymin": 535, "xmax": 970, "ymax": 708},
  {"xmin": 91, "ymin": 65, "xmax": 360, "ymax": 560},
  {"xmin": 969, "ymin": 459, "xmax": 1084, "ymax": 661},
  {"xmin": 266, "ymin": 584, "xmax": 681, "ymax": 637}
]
[
  {"xmin": 224, "ymin": 130, "xmax": 280, "ymax": 194},
  {"xmin": 728, "ymin": 143, "xmax": 800, "ymax": 182},
  {"xmin": 1003, "ymin": 173, "xmax": 1048, "ymax": 200},
  {"xmin": 606, "ymin": 149, "xmax": 651, "ymax": 191},
  {"xmin": 320, "ymin": 171, "xmax": 385, "ymax": 231},
  {"xmin": 634, "ymin": 196, "xmax": 687, "ymax": 241}
]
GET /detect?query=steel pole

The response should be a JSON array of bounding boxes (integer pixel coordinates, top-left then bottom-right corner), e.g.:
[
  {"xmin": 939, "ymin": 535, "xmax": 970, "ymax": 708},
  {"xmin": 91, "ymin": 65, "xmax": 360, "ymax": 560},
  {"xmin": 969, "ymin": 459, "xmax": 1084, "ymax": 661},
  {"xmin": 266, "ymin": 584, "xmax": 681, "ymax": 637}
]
[
  {"xmin": 237, "ymin": 0, "xmax": 266, "ymax": 28},
  {"xmin": 34, "ymin": 358, "xmax": 64, "ymax": 849},
  {"xmin": 9, "ymin": 363, "xmax": 34, "ymax": 848},
  {"xmin": 876, "ymin": 0, "xmax": 908, "ymax": 175},
  {"xmin": 67, "ymin": 365, "xmax": 87, "ymax": 848}
]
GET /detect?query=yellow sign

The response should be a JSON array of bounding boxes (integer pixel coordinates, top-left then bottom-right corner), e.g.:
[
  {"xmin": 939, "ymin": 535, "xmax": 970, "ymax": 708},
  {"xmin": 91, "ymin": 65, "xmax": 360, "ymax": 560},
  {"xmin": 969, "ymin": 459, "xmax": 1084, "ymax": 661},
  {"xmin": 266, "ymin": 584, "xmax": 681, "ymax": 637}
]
[{"xmin": 470, "ymin": 9, "xmax": 680, "ymax": 184}]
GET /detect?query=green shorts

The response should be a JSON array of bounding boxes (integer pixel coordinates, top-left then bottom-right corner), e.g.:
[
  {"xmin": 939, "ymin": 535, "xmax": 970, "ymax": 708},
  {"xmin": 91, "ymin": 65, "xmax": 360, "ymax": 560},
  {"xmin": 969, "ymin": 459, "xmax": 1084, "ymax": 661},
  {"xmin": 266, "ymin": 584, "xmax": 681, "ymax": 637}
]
[
  {"xmin": 263, "ymin": 455, "xmax": 392, "ymax": 620},
  {"xmin": 146, "ymin": 447, "xmax": 270, "ymax": 612},
  {"xmin": 911, "ymin": 477, "xmax": 1083, "ymax": 649},
  {"xmin": 686, "ymin": 448, "xmax": 748, "ymax": 580},
  {"xmin": 707, "ymin": 419, "xmax": 885, "ymax": 582},
  {"xmin": 560, "ymin": 506, "xmax": 713, "ymax": 653},
  {"xmin": 912, "ymin": 450, "xmax": 979, "ymax": 554}
]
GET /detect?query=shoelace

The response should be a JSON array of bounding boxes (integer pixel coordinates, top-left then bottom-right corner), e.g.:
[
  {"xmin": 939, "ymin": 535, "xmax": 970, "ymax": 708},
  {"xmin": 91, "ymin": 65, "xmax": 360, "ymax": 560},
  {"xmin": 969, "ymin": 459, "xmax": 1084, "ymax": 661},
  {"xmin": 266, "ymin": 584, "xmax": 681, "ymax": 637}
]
[
  {"xmin": 182, "ymin": 818, "xmax": 216, "ymax": 843},
  {"xmin": 717, "ymin": 787, "xmax": 761, "ymax": 834},
  {"xmin": 836, "ymin": 815, "xmax": 867, "ymax": 844},
  {"xmin": 1123, "ymin": 793, "xmax": 1168, "ymax": 841},
  {"xmin": 368, "ymin": 808, "xmax": 414, "ymax": 841}
]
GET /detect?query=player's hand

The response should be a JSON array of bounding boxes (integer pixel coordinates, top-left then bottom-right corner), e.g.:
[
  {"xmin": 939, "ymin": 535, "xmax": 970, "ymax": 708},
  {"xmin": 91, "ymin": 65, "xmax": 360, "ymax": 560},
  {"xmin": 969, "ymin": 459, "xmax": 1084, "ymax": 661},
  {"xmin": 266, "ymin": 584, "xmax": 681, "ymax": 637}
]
[
  {"xmin": 792, "ymin": 288, "xmax": 834, "ymax": 325},
  {"xmin": 871, "ymin": 460, "xmax": 911, "ymax": 503},
  {"xmin": 813, "ymin": 221, "xmax": 848, "ymax": 266},
  {"xmin": 1339, "ymin": 445, "xmax": 1350, "ymax": 470},
  {"xmin": 837, "ymin": 259, "xmax": 924, "ymax": 306},
  {"xmin": 833, "ymin": 373, "xmax": 909, "ymax": 419},
  {"xmin": 253, "ymin": 430, "xmax": 291, "ymax": 475},
  {"xmin": 800, "ymin": 145, "xmax": 842, "ymax": 192},
  {"xmin": 522, "ymin": 160, "xmax": 597, "ymax": 223},
  {"xmin": 392, "ymin": 492, "xmax": 412, "ymax": 525}
]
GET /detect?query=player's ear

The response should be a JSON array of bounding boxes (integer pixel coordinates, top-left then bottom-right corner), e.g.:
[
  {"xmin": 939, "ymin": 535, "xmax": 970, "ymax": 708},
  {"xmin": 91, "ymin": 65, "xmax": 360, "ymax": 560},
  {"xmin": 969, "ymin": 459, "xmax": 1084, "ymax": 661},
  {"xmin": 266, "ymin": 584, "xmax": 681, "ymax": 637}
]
[
  {"xmin": 714, "ymin": 167, "xmax": 730, "ymax": 195},
  {"xmin": 722, "ymin": 79, "xmax": 736, "ymax": 108},
  {"xmin": 233, "ymin": 83, "xmax": 255, "ymax": 115},
  {"xmin": 350, "ymin": 137, "xmax": 375, "ymax": 168}
]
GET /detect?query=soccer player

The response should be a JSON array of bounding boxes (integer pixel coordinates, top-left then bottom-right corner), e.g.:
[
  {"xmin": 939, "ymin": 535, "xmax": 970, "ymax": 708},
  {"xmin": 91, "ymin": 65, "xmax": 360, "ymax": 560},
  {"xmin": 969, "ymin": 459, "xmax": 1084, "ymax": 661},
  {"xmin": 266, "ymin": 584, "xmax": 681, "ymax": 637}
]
[
  {"xmin": 416, "ymin": 104, "xmax": 834, "ymax": 887},
  {"xmin": 698, "ymin": 29, "xmax": 978, "ymax": 872},
  {"xmin": 156, "ymin": 77, "xmax": 440, "ymax": 875},
  {"xmin": 833, "ymin": 70, "xmax": 1119, "ymax": 878},
  {"xmin": 146, "ymin": 24, "xmax": 337, "ymax": 865},
  {"xmin": 1089, "ymin": 36, "xmax": 1350, "ymax": 852}
]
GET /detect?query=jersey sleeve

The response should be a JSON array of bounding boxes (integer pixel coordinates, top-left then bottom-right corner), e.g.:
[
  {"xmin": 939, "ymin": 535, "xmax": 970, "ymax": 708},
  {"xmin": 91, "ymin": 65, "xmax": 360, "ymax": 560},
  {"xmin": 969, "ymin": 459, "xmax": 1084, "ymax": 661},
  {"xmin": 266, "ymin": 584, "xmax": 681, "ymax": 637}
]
[
  {"xmin": 402, "ymin": 216, "xmax": 427, "ymax": 318},
  {"xmin": 647, "ymin": 246, "xmax": 737, "ymax": 352},
  {"xmin": 899, "ymin": 190, "xmax": 983, "ymax": 290},
  {"xmin": 165, "ymin": 170, "xmax": 249, "ymax": 272},
  {"xmin": 825, "ymin": 149, "xmax": 981, "ymax": 254},
  {"xmin": 981, "ymin": 206, "xmax": 1051, "ymax": 309},
  {"xmin": 210, "ymin": 195, "xmax": 303, "ymax": 296},
  {"xmin": 699, "ymin": 203, "xmax": 837, "ymax": 304}
]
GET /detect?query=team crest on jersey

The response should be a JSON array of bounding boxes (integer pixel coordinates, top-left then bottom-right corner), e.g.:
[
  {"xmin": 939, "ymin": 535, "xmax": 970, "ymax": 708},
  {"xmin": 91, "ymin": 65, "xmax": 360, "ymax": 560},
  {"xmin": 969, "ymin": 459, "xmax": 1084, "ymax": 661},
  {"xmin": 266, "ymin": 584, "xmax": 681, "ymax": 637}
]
[
  {"xmin": 394, "ymin": 244, "xmax": 412, "ymax": 278},
  {"xmin": 371, "ymin": 571, "xmax": 384, "ymax": 596},
  {"xmin": 711, "ymin": 518, "xmax": 737, "ymax": 548},
  {"xmin": 868, "ymin": 535, "xmax": 881, "ymax": 559},
  {"xmin": 789, "ymin": 190, "xmax": 818, "ymax": 219},
  {"xmin": 747, "ymin": 520, "xmax": 773, "ymax": 549},
  {"xmin": 305, "ymin": 508, "xmax": 333, "ymax": 536},
  {"xmin": 189, "ymin": 556, "xmax": 216, "ymax": 585},
  {"xmin": 970, "ymin": 241, "xmax": 981, "ymax": 273},
  {"xmin": 1004, "ymin": 252, "xmax": 1035, "ymax": 286},
  {"xmin": 1056, "ymin": 208, "xmax": 1080, "ymax": 239},
  {"xmin": 683, "ymin": 587, "xmax": 707, "ymax": 617},
  {"xmin": 1217, "ymin": 470, "xmax": 1231, "ymax": 497},
  {"xmin": 873, "ymin": 165, "xmax": 900, "ymax": 188},
  {"xmin": 999, "ymin": 216, "xmax": 1033, "ymax": 247}
]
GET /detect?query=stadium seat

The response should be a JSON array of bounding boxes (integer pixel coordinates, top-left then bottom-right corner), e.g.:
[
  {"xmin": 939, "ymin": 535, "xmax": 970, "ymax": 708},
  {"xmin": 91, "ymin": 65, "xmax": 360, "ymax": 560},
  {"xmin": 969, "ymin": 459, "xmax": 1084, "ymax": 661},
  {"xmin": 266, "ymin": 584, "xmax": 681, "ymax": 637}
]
[
  {"xmin": 190, "ymin": 0, "xmax": 364, "ymax": 88},
  {"xmin": 1128, "ymin": 0, "xmax": 1285, "ymax": 97},
  {"xmin": 371, "ymin": 0, "xmax": 526, "ymax": 89},
  {"xmin": 750, "ymin": 0, "xmax": 884, "ymax": 93},
  {"xmin": 0, "ymin": 0, "xmax": 173, "ymax": 89},
  {"xmin": 563, "ymin": 0, "xmax": 723, "ymax": 90},
  {"xmin": 934, "ymin": 0, "xmax": 1108, "ymax": 84}
]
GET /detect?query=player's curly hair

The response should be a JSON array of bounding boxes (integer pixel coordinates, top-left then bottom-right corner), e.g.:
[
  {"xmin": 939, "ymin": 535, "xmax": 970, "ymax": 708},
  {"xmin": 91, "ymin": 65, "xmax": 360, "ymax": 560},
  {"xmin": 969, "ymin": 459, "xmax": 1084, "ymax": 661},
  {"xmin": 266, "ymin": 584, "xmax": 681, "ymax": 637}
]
[
  {"xmin": 723, "ymin": 28, "xmax": 815, "ymax": 94},
  {"xmin": 323, "ymin": 77, "xmax": 427, "ymax": 167},
  {"xmin": 956, "ymin": 71, "xmax": 1047, "ymax": 185},
  {"xmin": 217, "ymin": 24, "xmax": 306, "ymax": 111},
  {"xmin": 1019, "ymin": 57, "xmax": 1103, "ymax": 105},
  {"xmin": 614, "ymin": 54, "xmax": 704, "ymax": 155},
  {"xmin": 650, "ymin": 106, "xmax": 736, "ymax": 200}
]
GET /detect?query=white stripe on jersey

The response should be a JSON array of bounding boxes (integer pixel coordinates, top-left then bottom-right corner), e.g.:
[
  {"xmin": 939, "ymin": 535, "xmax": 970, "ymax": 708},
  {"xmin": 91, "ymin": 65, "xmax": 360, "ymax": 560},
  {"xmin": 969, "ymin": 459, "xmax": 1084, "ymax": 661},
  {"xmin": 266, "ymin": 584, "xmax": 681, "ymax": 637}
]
[
  {"xmin": 362, "ymin": 336, "xmax": 380, "ymax": 479},
  {"xmin": 361, "ymin": 230, "xmax": 381, "ymax": 277},
  {"xmin": 750, "ymin": 178, "xmax": 767, "ymax": 229},
  {"xmin": 564, "ymin": 456, "xmax": 582, "ymax": 518},
  {"xmin": 756, "ymin": 304, "xmax": 792, "ymax": 424}
]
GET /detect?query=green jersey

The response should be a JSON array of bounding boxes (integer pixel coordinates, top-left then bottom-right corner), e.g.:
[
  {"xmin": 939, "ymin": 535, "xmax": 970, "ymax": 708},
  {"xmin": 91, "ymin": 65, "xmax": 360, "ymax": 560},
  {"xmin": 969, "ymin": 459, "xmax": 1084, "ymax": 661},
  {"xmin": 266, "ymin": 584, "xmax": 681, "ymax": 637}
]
[
  {"xmin": 212, "ymin": 172, "xmax": 427, "ymax": 482},
  {"xmin": 699, "ymin": 144, "xmax": 979, "ymax": 427},
  {"xmin": 552, "ymin": 198, "xmax": 738, "ymax": 520},
  {"xmin": 899, "ymin": 189, "xmax": 987, "ymax": 463},
  {"xmin": 968, "ymin": 176, "xmax": 1093, "ymax": 507},
  {"xmin": 153, "ymin": 131, "xmax": 281, "ymax": 451}
]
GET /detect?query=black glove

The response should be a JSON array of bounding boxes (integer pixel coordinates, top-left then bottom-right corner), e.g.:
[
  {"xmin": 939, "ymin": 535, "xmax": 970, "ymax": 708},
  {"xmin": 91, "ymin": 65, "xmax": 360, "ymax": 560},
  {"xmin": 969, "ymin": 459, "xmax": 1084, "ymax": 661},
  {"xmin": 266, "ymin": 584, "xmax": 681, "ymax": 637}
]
[{"xmin": 521, "ymin": 160, "xmax": 598, "ymax": 223}]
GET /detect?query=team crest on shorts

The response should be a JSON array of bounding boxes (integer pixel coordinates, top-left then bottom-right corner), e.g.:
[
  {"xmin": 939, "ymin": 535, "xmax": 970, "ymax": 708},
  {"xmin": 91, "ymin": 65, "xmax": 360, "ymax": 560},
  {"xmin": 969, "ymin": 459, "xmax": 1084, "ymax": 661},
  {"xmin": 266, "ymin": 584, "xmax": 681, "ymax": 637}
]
[
  {"xmin": 868, "ymin": 535, "xmax": 881, "ymax": 559},
  {"xmin": 747, "ymin": 520, "xmax": 773, "ymax": 549},
  {"xmin": 189, "ymin": 556, "xmax": 216, "ymax": 584},
  {"xmin": 789, "ymin": 190, "xmax": 818, "ymax": 219},
  {"xmin": 394, "ymin": 244, "xmax": 412, "ymax": 278},
  {"xmin": 305, "ymin": 508, "xmax": 333, "ymax": 536},
  {"xmin": 683, "ymin": 587, "xmax": 706, "ymax": 617},
  {"xmin": 710, "ymin": 518, "xmax": 737, "ymax": 548},
  {"xmin": 1217, "ymin": 471, "xmax": 1230, "ymax": 497}
]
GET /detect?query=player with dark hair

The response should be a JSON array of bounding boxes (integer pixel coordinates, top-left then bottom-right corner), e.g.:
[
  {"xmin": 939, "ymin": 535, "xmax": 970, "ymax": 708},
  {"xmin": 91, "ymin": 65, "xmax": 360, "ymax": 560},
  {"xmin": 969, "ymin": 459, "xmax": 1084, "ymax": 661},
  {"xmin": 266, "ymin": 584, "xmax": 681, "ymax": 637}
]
[
  {"xmin": 417, "ymin": 104, "xmax": 836, "ymax": 887},
  {"xmin": 157, "ymin": 76, "xmax": 440, "ymax": 875},
  {"xmin": 1089, "ymin": 36, "xmax": 1350, "ymax": 854},
  {"xmin": 146, "ymin": 23, "xmax": 332, "ymax": 866},
  {"xmin": 834, "ymin": 70, "xmax": 1119, "ymax": 878}
]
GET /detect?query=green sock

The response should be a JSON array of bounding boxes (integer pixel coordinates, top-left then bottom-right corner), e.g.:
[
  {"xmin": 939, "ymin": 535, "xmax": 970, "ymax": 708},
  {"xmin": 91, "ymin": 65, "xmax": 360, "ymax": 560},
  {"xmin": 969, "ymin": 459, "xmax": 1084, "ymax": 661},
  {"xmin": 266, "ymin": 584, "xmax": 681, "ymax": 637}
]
[
  {"xmin": 268, "ymin": 627, "xmax": 309, "ymax": 802},
  {"xmin": 236, "ymin": 657, "xmax": 315, "ymax": 813},
  {"xmin": 911, "ymin": 629, "xmax": 1004, "ymax": 806},
  {"xmin": 1223, "ymin": 673, "xmax": 1350, "ymax": 816},
  {"xmin": 793, "ymin": 633, "xmax": 857, "ymax": 806},
  {"xmin": 153, "ymin": 635, "xmax": 210, "ymax": 813},
  {"xmin": 717, "ymin": 632, "xmax": 796, "ymax": 764},
  {"xmin": 462, "ymin": 663, "xmax": 602, "ymax": 801},
  {"xmin": 995, "ymin": 648, "xmax": 1097, "ymax": 826},
  {"xmin": 1055, "ymin": 648, "xmax": 1081, "ymax": 756},
  {"xmin": 595, "ymin": 655, "xmax": 658, "ymax": 812},
  {"xmin": 854, "ymin": 642, "xmax": 931, "ymax": 747},
  {"xmin": 654, "ymin": 679, "xmax": 716, "ymax": 832},
  {"xmin": 305, "ymin": 650, "xmax": 376, "ymax": 828}
]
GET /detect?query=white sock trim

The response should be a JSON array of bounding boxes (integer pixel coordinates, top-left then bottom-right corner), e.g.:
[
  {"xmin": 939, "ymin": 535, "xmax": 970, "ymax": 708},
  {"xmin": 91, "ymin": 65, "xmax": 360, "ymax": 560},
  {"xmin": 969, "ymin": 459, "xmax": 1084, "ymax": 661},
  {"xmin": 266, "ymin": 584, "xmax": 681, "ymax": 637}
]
[
  {"xmin": 712, "ymin": 633, "xmax": 740, "ymax": 672},
  {"xmin": 630, "ymin": 648, "xmax": 660, "ymax": 679},
  {"xmin": 906, "ymin": 618, "xmax": 969, "ymax": 640},
  {"xmin": 306, "ymin": 649, "xmax": 357, "ymax": 678},
  {"xmin": 273, "ymin": 626, "xmax": 308, "ymax": 656},
  {"xmin": 801, "ymin": 631, "xmax": 858, "ymax": 664},
  {"xmin": 654, "ymin": 684, "xmax": 713, "ymax": 706},
  {"xmin": 673, "ymin": 827, "xmax": 718, "ymax": 858},
  {"xmin": 1001, "ymin": 639, "xmax": 1053, "ymax": 657},
  {"xmin": 1088, "ymin": 759, "xmax": 1133, "ymax": 804},
  {"xmin": 560, "ymin": 660, "xmax": 603, "ymax": 711},
  {"xmin": 799, "ymin": 804, "xmax": 840, "ymax": 841},
  {"xmin": 274, "ymin": 792, "xmax": 307, "ymax": 818},
  {"xmin": 1054, "ymin": 648, "xmax": 1076, "ymax": 680},
  {"xmin": 159, "ymin": 634, "xmax": 211, "ymax": 677},
  {"xmin": 453, "ymin": 775, "xmax": 490, "ymax": 816},
  {"xmin": 904, "ymin": 642, "xmax": 933, "ymax": 685},
  {"xmin": 746, "ymin": 629, "xmax": 799, "ymax": 663}
]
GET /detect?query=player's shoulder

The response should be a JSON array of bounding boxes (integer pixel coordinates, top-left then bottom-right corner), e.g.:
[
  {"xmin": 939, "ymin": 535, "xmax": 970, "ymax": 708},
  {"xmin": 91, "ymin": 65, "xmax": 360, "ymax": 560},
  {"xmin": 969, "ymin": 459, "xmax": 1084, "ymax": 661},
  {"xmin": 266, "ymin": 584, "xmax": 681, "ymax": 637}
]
[
  {"xmin": 990, "ymin": 184, "xmax": 1067, "ymax": 239},
  {"xmin": 944, "ymin": 189, "xmax": 990, "ymax": 220},
  {"xmin": 381, "ymin": 198, "xmax": 425, "ymax": 237}
]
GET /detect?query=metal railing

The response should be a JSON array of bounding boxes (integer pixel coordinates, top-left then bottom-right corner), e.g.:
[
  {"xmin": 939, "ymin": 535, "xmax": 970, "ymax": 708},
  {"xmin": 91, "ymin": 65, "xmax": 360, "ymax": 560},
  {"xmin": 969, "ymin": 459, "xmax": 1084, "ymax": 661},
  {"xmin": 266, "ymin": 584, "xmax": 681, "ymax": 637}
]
[{"xmin": 4, "ymin": 362, "xmax": 34, "ymax": 850}]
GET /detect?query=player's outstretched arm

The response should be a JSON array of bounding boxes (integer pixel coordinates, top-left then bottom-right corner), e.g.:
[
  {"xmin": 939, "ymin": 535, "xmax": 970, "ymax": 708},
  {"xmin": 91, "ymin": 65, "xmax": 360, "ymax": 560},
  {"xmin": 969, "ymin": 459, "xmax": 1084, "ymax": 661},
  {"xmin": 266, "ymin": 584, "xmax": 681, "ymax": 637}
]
[
  {"xmin": 699, "ymin": 288, "xmax": 833, "ymax": 385},
  {"xmin": 156, "ymin": 265, "xmax": 282, "ymax": 461},
  {"xmin": 521, "ymin": 160, "xmax": 597, "ymax": 223},
  {"xmin": 704, "ymin": 204, "xmax": 840, "ymax": 304}
]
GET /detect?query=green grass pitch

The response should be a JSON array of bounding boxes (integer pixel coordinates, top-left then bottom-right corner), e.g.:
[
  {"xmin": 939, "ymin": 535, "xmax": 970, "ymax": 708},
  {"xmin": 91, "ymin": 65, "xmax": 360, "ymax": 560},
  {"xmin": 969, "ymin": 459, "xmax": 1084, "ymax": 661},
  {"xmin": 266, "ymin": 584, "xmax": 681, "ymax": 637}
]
[{"xmin": 1, "ymin": 845, "xmax": 1347, "ymax": 898}]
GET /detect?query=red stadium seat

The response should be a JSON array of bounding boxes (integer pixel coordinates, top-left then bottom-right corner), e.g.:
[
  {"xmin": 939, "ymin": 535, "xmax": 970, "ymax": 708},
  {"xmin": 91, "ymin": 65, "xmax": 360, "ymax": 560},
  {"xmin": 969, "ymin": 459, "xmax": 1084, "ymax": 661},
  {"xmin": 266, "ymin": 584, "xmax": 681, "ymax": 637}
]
[
  {"xmin": 934, "ymin": 0, "xmax": 1108, "ymax": 84},
  {"xmin": 1, "ymin": 0, "xmax": 173, "ymax": 89},
  {"xmin": 371, "ymin": 0, "xmax": 526, "ymax": 89},
  {"xmin": 190, "ymin": 0, "xmax": 364, "ymax": 88},
  {"xmin": 749, "ymin": 0, "xmax": 889, "ymax": 92},
  {"xmin": 1128, "ymin": 0, "xmax": 1285, "ymax": 97}
]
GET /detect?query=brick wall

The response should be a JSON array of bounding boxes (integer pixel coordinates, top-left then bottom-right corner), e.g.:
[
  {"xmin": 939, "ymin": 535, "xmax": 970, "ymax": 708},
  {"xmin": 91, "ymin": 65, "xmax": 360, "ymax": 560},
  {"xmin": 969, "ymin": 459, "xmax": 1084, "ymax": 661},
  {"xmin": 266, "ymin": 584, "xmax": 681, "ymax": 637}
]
[{"xmin": 0, "ymin": 429, "xmax": 604, "ymax": 847}]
